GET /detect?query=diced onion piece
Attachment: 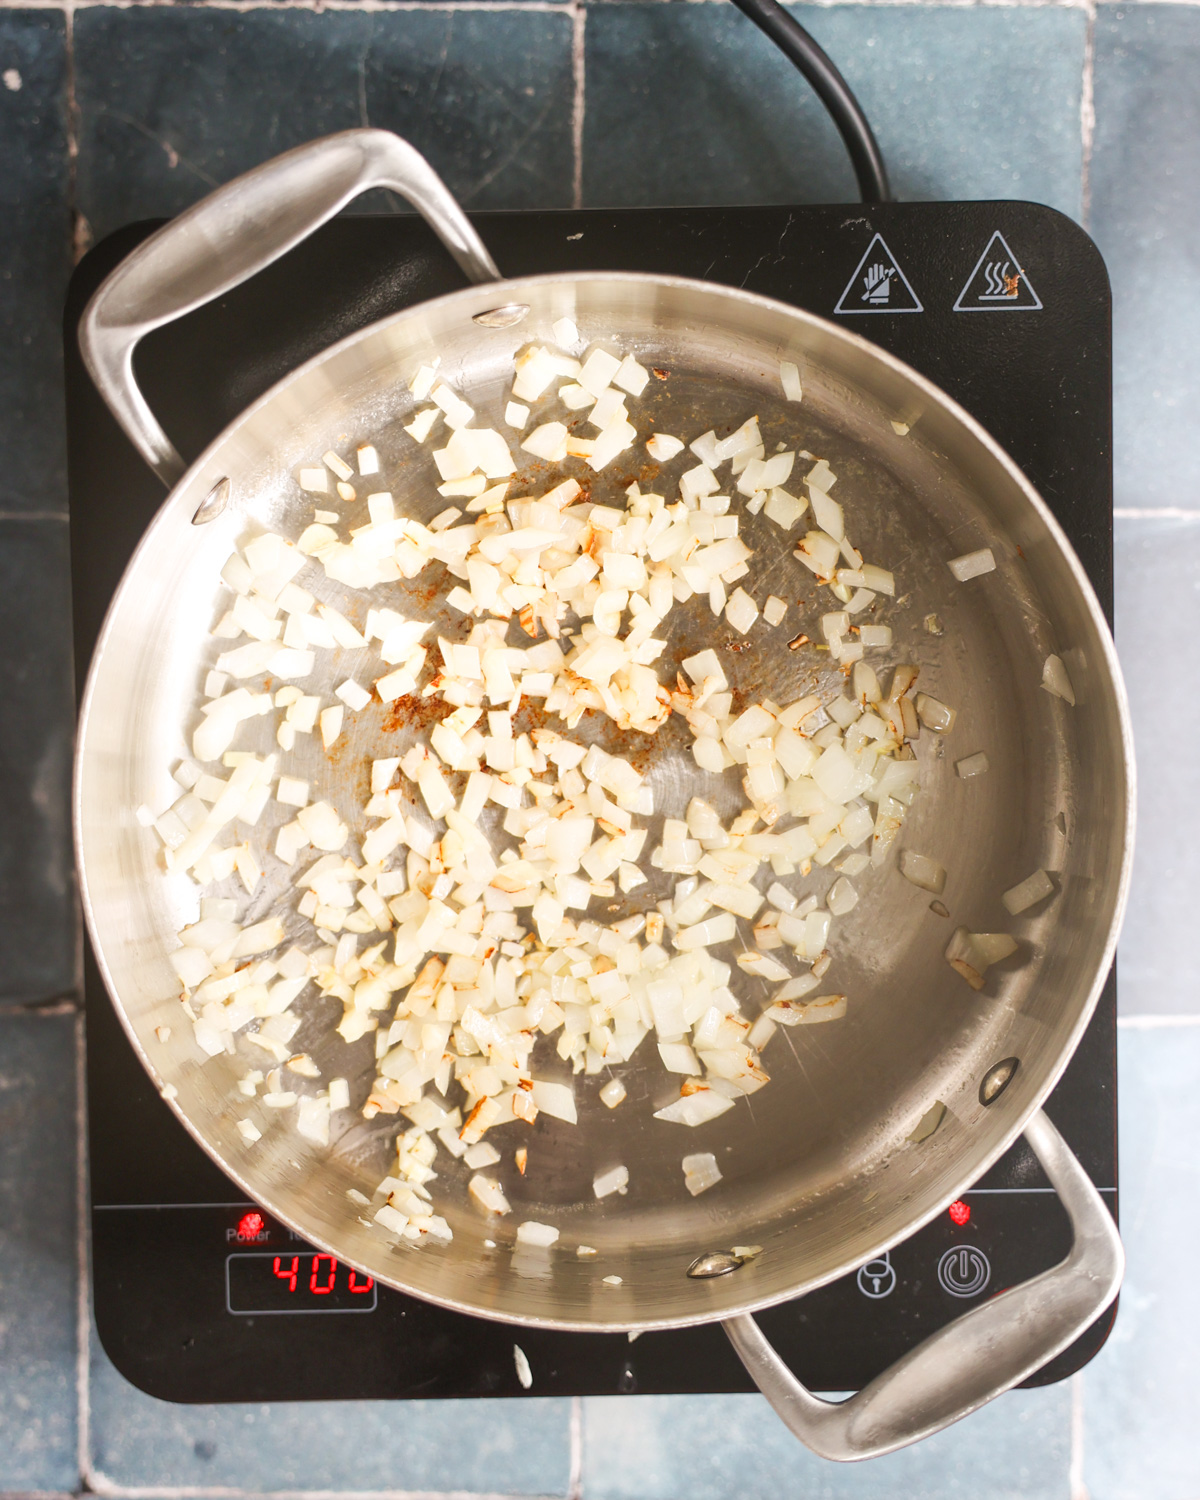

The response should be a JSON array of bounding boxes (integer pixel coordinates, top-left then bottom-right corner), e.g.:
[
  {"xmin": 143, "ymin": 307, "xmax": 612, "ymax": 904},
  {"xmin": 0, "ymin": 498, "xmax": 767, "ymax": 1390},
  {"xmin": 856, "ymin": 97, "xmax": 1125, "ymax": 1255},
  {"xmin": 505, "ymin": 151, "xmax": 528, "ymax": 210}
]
[
  {"xmin": 469, "ymin": 1175, "xmax": 511, "ymax": 1215},
  {"xmin": 826, "ymin": 877, "xmax": 858, "ymax": 915},
  {"xmin": 335, "ymin": 679, "xmax": 371, "ymax": 712},
  {"xmin": 653, "ymin": 1088, "xmax": 735, "ymax": 1126},
  {"xmin": 956, "ymin": 752, "xmax": 989, "ymax": 778},
  {"xmin": 763, "ymin": 595, "xmax": 787, "ymax": 626},
  {"xmin": 1042, "ymin": 654, "xmax": 1075, "ymax": 705},
  {"xmin": 780, "ymin": 361, "xmax": 803, "ymax": 402},
  {"xmin": 915, "ymin": 693, "xmax": 956, "ymax": 733},
  {"xmin": 599, "ymin": 1078, "xmax": 627, "ymax": 1109},
  {"xmin": 319, "ymin": 706, "xmax": 343, "ymax": 749},
  {"xmin": 945, "ymin": 927, "xmax": 1018, "ymax": 989},
  {"xmin": 613, "ymin": 354, "xmax": 650, "ymax": 396},
  {"xmin": 505, "ymin": 401, "xmax": 530, "ymax": 430},
  {"xmin": 405, "ymin": 408, "xmax": 439, "ymax": 443},
  {"xmin": 579, "ymin": 348, "xmax": 622, "ymax": 397},
  {"xmin": 682, "ymin": 1151, "xmax": 722, "ymax": 1196},
  {"xmin": 593, "ymin": 1164, "xmax": 629, "ymax": 1199},
  {"xmin": 513, "ymin": 1345, "xmax": 533, "ymax": 1389},
  {"xmin": 724, "ymin": 588, "xmax": 758, "ymax": 634},
  {"xmin": 1002, "ymin": 868, "xmax": 1054, "ymax": 914},
  {"xmin": 948, "ymin": 547, "xmax": 996, "ymax": 582},
  {"xmin": 899, "ymin": 850, "xmax": 946, "ymax": 894},
  {"xmin": 646, "ymin": 433, "xmax": 685, "ymax": 462},
  {"xmin": 531, "ymin": 1080, "xmax": 577, "ymax": 1123},
  {"xmin": 522, "ymin": 422, "xmax": 569, "ymax": 462},
  {"xmin": 552, "ymin": 317, "xmax": 580, "ymax": 349},
  {"xmin": 516, "ymin": 1220, "xmax": 560, "ymax": 1248},
  {"xmin": 909, "ymin": 1100, "xmax": 946, "ymax": 1143}
]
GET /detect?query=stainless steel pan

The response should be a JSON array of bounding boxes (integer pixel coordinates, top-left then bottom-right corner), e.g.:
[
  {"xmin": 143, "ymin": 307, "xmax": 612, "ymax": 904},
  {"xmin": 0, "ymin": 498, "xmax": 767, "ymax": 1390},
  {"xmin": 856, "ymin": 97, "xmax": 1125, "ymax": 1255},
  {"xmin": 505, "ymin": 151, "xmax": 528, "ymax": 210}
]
[{"xmin": 75, "ymin": 130, "xmax": 1134, "ymax": 1460}]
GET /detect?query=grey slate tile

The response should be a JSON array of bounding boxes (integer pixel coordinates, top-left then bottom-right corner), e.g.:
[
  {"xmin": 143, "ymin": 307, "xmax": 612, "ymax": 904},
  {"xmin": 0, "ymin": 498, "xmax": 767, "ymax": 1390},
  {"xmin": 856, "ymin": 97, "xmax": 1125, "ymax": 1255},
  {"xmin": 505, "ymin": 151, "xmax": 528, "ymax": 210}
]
[
  {"xmin": 1091, "ymin": 5, "xmax": 1200, "ymax": 512},
  {"xmin": 582, "ymin": 3, "xmax": 1086, "ymax": 219},
  {"xmin": 582, "ymin": 1384, "xmax": 1071, "ymax": 1500},
  {"xmin": 88, "ymin": 1329, "xmax": 573, "ymax": 1494},
  {"xmin": 0, "ymin": 520, "xmax": 77, "ymax": 1005},
  {"xmin": 1113, "ymin": 515, "xmax": 1200, "ymax": 1017},
  {"xmin": 0, "ymin": 9, "xmax": 71, "ymax": 519},
  {"xmin": 1081, "ymin": 1023, "xmax": 1200, "ymax": 1498},
  {"xmin": 0, "ymin": 1013, "xmax": 79, "ymax": 1493},
  {"xmin": 74, "ymin": 6, "xmax": 575, "ymax": 245}
]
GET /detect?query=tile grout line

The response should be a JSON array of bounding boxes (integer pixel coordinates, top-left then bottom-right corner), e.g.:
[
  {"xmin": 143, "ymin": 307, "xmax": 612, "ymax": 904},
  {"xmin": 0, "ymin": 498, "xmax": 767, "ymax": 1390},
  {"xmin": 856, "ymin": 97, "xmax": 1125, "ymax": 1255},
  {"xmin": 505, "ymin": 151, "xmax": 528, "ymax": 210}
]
[
  {"xmin": 570, "ymin": 0, "xmax": 585, "ymax": 211},
  {"xmin": 1117, "ymin": 1013, "xmax": 1200, "ymax": 1028},
  {"xmin": 1079, "ymin": 0, "xmax": 1095, "ymax": 228},
  {"xmin": 567, "ymin": 1395, "xmax": 583, "ymax": 1500},
  {"xmin": 0, "ymin": 0, "xmax": 587, "ymax": 11},
  {"xmin": 83, "ymin": 1489, "xmax": 574, "ymax": 1499},
  {"xmin": 1113, "ymin": 506, "xmax": 1200, "ymax": 519},
  {"xmin": 75, "ymin": 1007, "xmax": 93, "ymax": 1497},
  {"xmin": 1069, "ymin": 1371, "xmax": 1089, "ymax": 1500},
  {"xmin": 0, "ymin": 0, "xmax": 1175, "ymax": 11}
]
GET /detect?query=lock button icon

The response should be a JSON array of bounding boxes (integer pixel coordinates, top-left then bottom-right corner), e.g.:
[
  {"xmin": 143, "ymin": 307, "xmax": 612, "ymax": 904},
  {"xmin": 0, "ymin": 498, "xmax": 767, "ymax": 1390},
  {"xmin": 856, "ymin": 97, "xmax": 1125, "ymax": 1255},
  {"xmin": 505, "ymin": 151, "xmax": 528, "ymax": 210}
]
[{"xmin": 856, "ymin": 1253, "xmax": 897, "ymax": 1299}]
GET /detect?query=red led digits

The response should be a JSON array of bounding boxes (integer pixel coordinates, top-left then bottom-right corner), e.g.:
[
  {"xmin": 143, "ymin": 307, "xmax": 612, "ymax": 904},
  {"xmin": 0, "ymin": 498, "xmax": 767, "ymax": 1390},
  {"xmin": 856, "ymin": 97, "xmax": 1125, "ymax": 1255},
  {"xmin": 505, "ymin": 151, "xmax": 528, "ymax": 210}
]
[
  {"xmin": 948, "ymin": 1200, "xmax": 971, "ymax": 1226},
  {"xmin": 273, "ymin": 1255, "xmax": 299, "ymax": 1292},
  {"xmin": 348, "ymin": 1270, "xmax": 375, "ymax": 1294},
  {"xmin": 238, "ymin": 1211, "xmax": 265, "ymax": 1239},
  {"xmin": 310, "ymin": 1254, "xmax": 337, "ymax": 1294}
]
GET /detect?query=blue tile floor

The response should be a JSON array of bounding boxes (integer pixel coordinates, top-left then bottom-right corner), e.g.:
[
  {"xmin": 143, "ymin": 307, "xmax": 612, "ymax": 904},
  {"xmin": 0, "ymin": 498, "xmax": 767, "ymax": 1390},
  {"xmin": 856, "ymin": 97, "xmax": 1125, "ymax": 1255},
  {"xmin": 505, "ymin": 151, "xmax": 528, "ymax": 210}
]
[{"xmin": 3, "ymin": 0, "xmax": 1200, "ymax": 1493}]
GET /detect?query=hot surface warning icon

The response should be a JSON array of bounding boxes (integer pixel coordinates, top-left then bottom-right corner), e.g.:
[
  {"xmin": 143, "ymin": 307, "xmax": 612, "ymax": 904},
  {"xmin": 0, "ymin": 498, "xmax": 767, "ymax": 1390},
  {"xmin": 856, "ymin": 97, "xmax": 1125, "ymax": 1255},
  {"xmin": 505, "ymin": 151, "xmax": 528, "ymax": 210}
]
[
  {"xmin": 954, "ymin": 231, "xmax": 1042, "ymax": 311},
  {"xmin": 834, "ymin": 234, "xmax": 923, "ymax": 315}
]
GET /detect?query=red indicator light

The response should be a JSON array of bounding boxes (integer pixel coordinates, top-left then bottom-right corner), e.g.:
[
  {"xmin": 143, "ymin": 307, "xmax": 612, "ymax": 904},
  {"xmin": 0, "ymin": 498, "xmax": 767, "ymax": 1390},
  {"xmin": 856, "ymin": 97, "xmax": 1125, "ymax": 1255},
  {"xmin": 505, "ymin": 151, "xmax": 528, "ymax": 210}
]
[
  {"xmin": 948, "ymin": 1200, "xmax": 971, "ymax": 1226},
  {"xmin": 238, "ymin": 1211, "xmax": 266, "ymax": 1239}
]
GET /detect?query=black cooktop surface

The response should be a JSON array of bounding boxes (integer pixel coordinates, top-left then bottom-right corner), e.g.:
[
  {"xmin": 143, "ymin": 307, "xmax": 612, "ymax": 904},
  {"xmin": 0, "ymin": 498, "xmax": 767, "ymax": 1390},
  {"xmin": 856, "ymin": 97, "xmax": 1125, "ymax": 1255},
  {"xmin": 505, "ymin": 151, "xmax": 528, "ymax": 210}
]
[{"xmin": 66, "ymin": 199, "xmax": 1117, "ymax": 1404}]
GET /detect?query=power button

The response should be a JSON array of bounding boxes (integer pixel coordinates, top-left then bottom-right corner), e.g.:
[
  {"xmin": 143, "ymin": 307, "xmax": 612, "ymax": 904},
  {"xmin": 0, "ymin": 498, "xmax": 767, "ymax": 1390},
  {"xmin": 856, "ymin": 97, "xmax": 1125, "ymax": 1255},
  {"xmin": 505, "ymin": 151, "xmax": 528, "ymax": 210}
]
[{"xmin": 937, "ymin": 1245, "xmax": 991, "ymax": 1298}]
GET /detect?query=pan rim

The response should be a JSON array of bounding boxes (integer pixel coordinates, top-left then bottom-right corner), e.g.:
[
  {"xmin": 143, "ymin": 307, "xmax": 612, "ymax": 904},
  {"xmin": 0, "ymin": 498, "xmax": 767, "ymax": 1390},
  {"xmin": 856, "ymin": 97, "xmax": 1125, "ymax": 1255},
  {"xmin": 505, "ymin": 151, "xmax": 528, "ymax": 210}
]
[{"xmin": 73, "ymin": 268, "xmax": 1136, "ymax": 1331}]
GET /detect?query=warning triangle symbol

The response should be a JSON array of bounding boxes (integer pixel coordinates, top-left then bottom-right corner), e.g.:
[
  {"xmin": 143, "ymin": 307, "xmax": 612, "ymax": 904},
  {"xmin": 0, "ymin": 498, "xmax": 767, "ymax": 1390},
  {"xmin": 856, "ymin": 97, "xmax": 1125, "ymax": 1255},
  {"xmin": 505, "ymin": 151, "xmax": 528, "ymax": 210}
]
[
  {"xmin": 954, "ymin": 231, "xmax": 1042, "ymax": 311},
  {"xmin": 834, "ymin": 234, "xmax": 923, "ymax": 315}
]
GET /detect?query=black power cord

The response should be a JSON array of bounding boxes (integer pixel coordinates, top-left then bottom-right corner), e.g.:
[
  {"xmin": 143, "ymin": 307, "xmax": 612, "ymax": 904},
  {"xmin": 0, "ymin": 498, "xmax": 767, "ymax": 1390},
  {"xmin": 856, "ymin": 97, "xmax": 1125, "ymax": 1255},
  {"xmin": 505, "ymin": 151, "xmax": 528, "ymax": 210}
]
[{"xmin": 727, "ymin": 0, "xmax": 891, "ymax": 204}]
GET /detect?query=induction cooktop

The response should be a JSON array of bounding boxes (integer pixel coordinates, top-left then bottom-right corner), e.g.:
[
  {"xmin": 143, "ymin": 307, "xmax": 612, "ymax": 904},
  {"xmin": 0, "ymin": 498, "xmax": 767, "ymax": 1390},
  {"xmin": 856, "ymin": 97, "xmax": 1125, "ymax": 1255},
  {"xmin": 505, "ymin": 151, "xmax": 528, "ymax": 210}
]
[{"xmin": 65, "ymin": 199, "xmax": 1117, "ymax": 1402}]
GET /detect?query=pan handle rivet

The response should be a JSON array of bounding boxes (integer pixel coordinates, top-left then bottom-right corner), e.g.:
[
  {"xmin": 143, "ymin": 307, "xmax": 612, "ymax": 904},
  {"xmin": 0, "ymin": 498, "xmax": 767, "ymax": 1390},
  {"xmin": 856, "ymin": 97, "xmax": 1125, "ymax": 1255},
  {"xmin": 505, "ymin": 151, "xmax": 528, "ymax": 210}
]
[
  {"xmin": 192, "ymin": 476, "xmax": 230, "ymax": 526},
  {"xmin": 472, "ymin": 303, "xmax": 530, "ymax": 329},
  {"xmin": 979, "ymin": 1056, "xmax": 1020, "ymax": 1106},
  {"xmin": 687, "ymin": 1251, "xmax": 744, "ymax": 1279}
]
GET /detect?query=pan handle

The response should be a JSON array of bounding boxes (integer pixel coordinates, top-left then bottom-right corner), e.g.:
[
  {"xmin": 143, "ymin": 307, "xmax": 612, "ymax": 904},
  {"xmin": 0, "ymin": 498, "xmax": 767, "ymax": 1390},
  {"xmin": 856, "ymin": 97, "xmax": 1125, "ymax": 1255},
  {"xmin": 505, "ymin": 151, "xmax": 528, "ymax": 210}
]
[
  {"xmin": 723, "ymin": 1109, "xmax": 1122, "ymax": 1462},
  {"xmin": 79, "ymin": 129, "xmax": 501, "ymax": 488}
]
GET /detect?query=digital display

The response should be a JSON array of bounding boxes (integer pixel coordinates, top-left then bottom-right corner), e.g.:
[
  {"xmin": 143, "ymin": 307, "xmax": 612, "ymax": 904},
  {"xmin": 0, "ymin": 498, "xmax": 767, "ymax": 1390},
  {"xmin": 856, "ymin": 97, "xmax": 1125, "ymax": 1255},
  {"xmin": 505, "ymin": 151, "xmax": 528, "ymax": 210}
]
[{"xmin": 225, "ymin": 1252, "xmax": 378, "ymax": 1315}]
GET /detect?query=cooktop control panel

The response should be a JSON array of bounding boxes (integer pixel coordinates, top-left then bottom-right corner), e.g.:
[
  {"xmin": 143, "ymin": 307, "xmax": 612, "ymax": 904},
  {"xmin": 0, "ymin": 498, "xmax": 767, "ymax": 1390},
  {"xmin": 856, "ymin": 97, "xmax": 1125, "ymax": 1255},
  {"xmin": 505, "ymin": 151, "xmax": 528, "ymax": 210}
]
[{"xmin": 67, "ymin": 200, "xmax": 1117, "ymax": 1404}]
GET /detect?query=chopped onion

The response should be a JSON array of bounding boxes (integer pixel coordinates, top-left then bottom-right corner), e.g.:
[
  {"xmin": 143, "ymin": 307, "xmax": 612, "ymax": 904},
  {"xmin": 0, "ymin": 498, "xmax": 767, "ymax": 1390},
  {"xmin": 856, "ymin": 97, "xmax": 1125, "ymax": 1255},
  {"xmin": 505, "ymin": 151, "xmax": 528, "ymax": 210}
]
[
  {"xmin": 945, "ymin": 927, "xmax": 1018, "ymax": 989},
  {"xmin": 593, "ymin": 1164, "xmax": 629, "ymax": 1199},
  {"xmin": 899, "ymin": 850, "xmax": 946, "ymax": 894},
  {"xmin": 1042, "ymin": 654, "xmax": 1076, "ymax": 705},
  {"xmin": 155, "ymin": 326, "xmax": 961, "ymax": 1254},
  {"xmin": 780, "ymin": 361, "xmax": 803, "ymax": 402},
  {"xmin": 647, "ymin": 433, "xmax": 685, "ymax": 462},
  {"xmin": 682, "ymin": 1151, "xmax": 722, "ymax": 1196},
  {"xmin": 516, "ymin": 1220, "xmax": 560, "ymax": 1247},
  {"xmin": 948, "ymin": 548, "xmax": 996, "ymax": 582},
  {"xmin": 1002, "ymin": 868, "xmax": 1054, "ymax": 914},
  {"xmin": 956, "ymin": 752, "xmax": 989, "ymax": 779}
]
